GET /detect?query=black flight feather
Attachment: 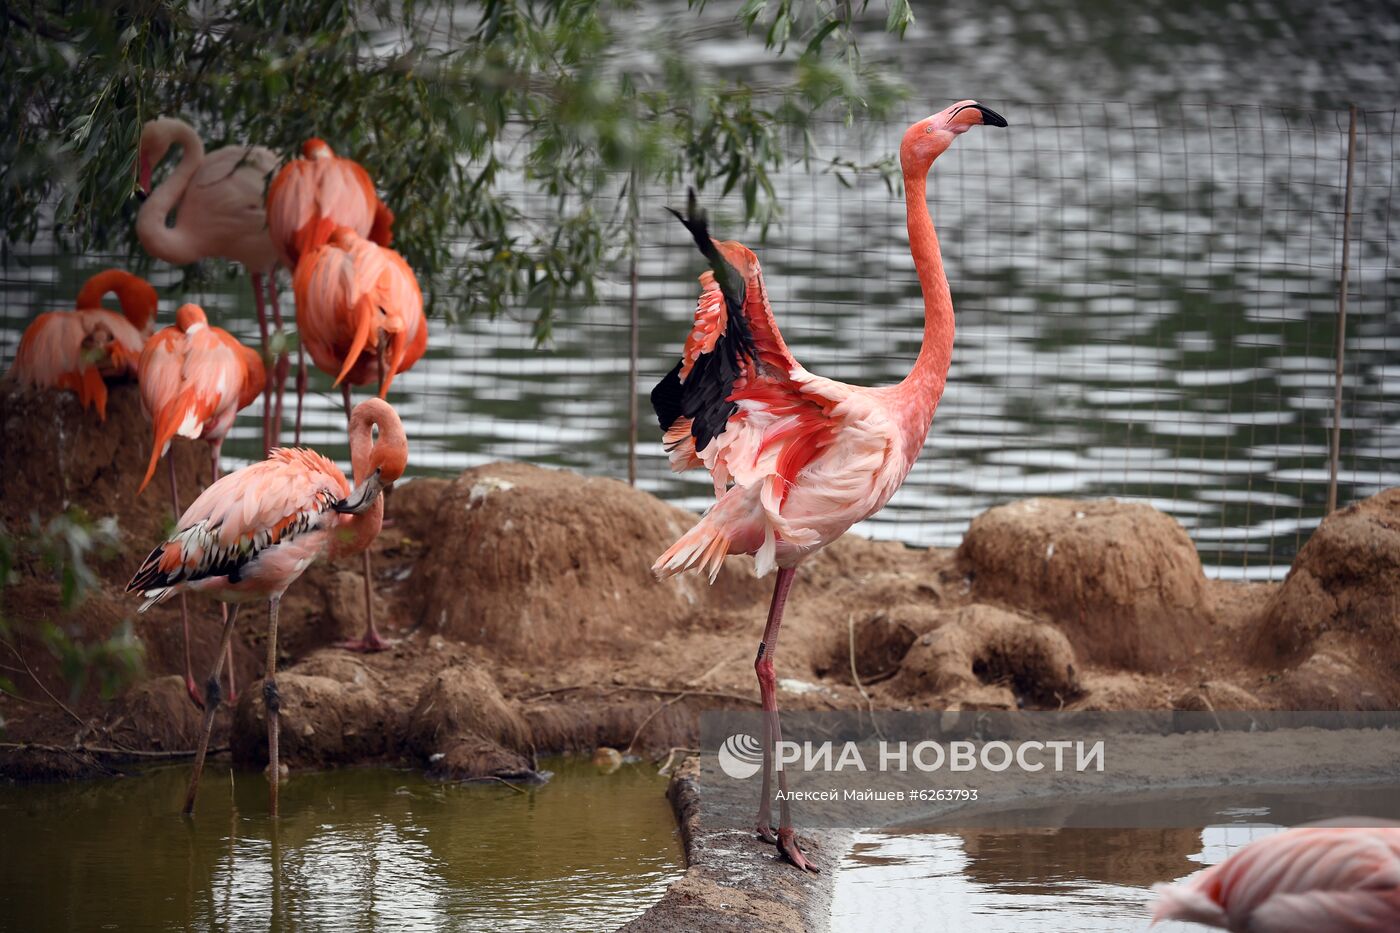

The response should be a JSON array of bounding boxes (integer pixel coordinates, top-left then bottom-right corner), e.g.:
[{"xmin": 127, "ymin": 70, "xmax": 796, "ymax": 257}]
[{"xmin": 652, "ymin": 189, "xmax": 758, "ymax": 454}]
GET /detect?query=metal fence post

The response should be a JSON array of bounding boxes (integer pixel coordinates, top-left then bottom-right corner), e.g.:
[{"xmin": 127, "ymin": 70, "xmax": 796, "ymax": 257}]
[
  {"xmin": 627, "ymin": 164, "xmax": 641, "ymax": 487},
  {"xmin": 1326, "ymin": 105, "xmax": 1358, "ymax": 515}
]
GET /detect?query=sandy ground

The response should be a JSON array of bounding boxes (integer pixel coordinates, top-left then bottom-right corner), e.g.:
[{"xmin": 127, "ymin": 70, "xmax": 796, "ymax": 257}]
[{"xmin": 2, "ymin": 384, "xmax": 1398, "ymax": 929}]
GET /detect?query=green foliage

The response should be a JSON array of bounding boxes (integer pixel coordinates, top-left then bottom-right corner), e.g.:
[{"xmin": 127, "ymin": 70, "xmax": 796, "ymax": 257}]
[
  {"xmin": 1, "ymin": 0, "xmax": 907, "ymax": 336},
  {"xmin": 0, "ymin": 511, "xmax": 144, "ymax": 706}
]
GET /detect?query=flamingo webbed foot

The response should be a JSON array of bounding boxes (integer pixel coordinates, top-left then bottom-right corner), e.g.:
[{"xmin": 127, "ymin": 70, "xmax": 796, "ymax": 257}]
[
  {"xmin": 776, "ymin": 828, "xmax": 820, "ymax": 874},
  {"xmin": 756, "ymin": 823, "xmax": 779, "ymax": 844},
  {"xmin": 185, "ymin": 675, "xmax": 206, "ymax": 711},
  {"xmin": 336, "ymin": 633, "xmax": 396, "ymax": 653}
]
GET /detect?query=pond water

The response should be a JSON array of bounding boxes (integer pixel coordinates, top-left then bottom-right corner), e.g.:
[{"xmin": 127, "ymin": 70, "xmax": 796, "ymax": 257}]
[
  {"xmin": 831, "ymin": 783, "xmax": 1400, "ymax": 932},
  {"xmin": 1, "ymin": 0, "xmax": 1397, "ymax": 580},
  {"xmin": 0, "ymin": 758, "xmax": 682, "ymax": 932}
]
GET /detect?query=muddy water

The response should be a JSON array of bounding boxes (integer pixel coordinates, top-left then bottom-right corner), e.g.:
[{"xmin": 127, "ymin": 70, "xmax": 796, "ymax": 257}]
[
  {"xmin": 831, "ymin": 784, "xmax": 1400, "ymax": 932},
  {"xmin": 0, "ymin": 758, "xmax": 681, "ymax": 931},
  {"xmin": 1, "ymin": 1, "xmax": 1397, "ymax": 580}
]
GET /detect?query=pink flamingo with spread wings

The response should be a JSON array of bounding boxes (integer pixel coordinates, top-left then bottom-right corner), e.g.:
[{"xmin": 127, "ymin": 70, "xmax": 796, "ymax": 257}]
[
  {"xmin": 1152, "ymin": 821, "xmax": 1400, "ymax": 931},
  {"xmin": 135, "ymin": 117, "xmax": 284, "ymax": 451},
  {"xmin": 266, "ymin": 139, "xmax": 396, "ymax": 443},
  {"xmin": 137, "ymin": 302, "xmax": 265, "ymax": 708},
  {"xmin": 8, "ymin": 270, "xmax": 158, "ymax": 419},
  {"xmin": 126, "ymin": 398, "xmax": 407, "ymax": 817},
  {"xmin": 289, "ymin": 223, "xmax": 426, "ymax": 652},
  {"xmin": 651, "ymin": 101, "xmax": 1007, "ymax": 872}
]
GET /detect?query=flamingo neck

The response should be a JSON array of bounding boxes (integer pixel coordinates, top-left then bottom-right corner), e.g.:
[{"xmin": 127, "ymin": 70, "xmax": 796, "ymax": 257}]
[
  {"xmin": 331, "ymin": 499, "xmax": 384, "ymax": 560},
  {"xmin": 136, "ymin": 122, "xmax": 205, "ymax": 265},
  {"xmin": 898, "ymin": 170, "xmax": 954, "ymax": 420},
  {"xmin": 75, "ymin": 271, "xmax": 157, "ymax": 331}
]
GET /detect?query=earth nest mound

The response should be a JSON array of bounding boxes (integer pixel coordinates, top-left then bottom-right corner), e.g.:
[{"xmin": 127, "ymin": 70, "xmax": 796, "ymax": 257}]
[
  {"xmin": 1255, "ymin": 489, "xmax": 1400, "ymax": 675},
  {"xmin": 413, "ymin": 462, "xmax": 766, "ymax": 663},
  {"xmin": 955, "ymin": 498, "xmax": 1211, "ymax": 672},
  {"xmin": 406, "ymin": 662, "xmax": 535, "ymax": 779},
  {"xmin": 888, "ymin": 604, "xmax": 1081, "ymax": 708}
]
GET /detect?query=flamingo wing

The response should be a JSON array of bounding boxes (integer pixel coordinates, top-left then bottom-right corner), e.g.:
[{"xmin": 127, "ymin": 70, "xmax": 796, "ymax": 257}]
[
  {"xmin": 126, "ymin": 448, "xmax": 349, "ymax": 605},
  {"xmin": 10, "ymin": 309, "xmax": 145, "ymax": 419}
]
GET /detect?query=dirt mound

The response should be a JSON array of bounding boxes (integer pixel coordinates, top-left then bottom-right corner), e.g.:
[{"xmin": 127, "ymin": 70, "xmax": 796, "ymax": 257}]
[
  {"xmin": 956, "ymin": 498, "xmax": 1211, "ymax": 672},
  {"xmin": 231, "ymin": 653, "xmax": 400, "ymax": 767},
  {"xmin": 888, "ymin": 604, "xmax": 1081, "ymax": 709},
  {"xmin": 0, "ymin": 383, "xmax": 206, "ymax": 559},
  {"xmin": 1170, "ymin": 681, "xmax": 1264, "ymax": 712},
  {"xmin": 1257, "ymin": 643, "xmax": 1400, "ymax": 710},
  {"xmin": 1256, "ymin": 489, "xmax": 1400, "ymax": 670},
  {"xmin": 406, "ymin": 663, "xmax": 535, "ymax": 778},
  {"xmin": 413, "ymin": 462, "xmax": 766, "ymax": 663},
  {"xmin": 106, "ymin": 675, "xmax": 209, "ymax": 750}
]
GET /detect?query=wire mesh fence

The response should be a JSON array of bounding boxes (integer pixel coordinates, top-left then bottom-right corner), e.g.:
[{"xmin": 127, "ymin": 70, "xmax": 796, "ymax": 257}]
[{"xmin": 1, "ymin": 101, "xmax": 1395, "ymax": 581}]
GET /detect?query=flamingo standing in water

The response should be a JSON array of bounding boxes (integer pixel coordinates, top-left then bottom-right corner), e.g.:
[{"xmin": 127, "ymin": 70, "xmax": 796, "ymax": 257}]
[
  {"xmin": 265, "ymin": 139, "xmax": 396, "ymax": 443},
  {"xmin": 126, "ymin": 398, "xmax": 407, "ymax": 816},
  {"xmin": 135, "ymin": 118, "xmax": 284, "ymax": 451},
  {"xmin": 1152, "ymin": 821, "xmax": 1400, "ymax": 930},
  {"xmin": 8, "ymin": 270, "xmax": 158, "ymax": 419},
  {"xmin": 290, "ymin": 223, "xmax": 426, "ymax": 652},
  {"xmin": 137, "ymin": 303, "xmax": 266, "ymax": 708},
  {"xmin": 651, "ymin": 101, "xmax": 1007, "ymax": 872}
]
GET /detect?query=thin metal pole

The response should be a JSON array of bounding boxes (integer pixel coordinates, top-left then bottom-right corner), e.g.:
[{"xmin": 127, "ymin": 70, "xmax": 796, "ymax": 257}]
[
  {"xmin": 1327, "ymin": 105, "xmax": 1358, "ymax": 515},
  {"xmin": 627, "ymin": 163, "xmax": 641, "ymax": 487}
]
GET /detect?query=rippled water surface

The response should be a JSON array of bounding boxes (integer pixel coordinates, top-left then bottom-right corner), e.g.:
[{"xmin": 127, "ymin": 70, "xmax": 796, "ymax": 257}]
[
  {"xmin": 831, "ymin": 784, "xmax": 1400, "ymax": 932},
  {"xmin": 1, "ymin": 1, "xmax": 1397, "ymax": 580},
  {"xmin": 0, "ymin": 759, "xmax": 681, "ymax": 932}
]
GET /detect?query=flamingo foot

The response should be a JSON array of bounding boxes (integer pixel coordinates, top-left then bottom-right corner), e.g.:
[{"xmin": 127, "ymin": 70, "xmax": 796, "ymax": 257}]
[
  {"xmin": 185, "ymin": 675, "xmax": 206, "ymax": 711},
  {"xmin": 336, "ymin": 632, "xmax": 396, "ymax": 653},
  {"xmin": 756, "ymin": 823, "xmax": 779, "ymax": 844},
  {"xmin": 776, "ymin": 828, "xmax": 820, "ymax": 873}
]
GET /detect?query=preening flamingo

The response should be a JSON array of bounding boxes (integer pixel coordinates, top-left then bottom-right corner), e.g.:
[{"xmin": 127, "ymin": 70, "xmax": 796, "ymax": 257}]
[
  {"xmin": 651, "ymin": 101, "xmax": 1007, "ymax": 872},
  {"xmin": 1152, "ymin": 821, "xmax": 1400, "ymax": 930},
  {"xmin": 8, "ymin": 270, "xmax": 158, "ymax": 419},
  {"xmin": 266, "ymin": 139, "xmax": 396, "ymax": 444},
  {"xmin": 135, "ymin": 117, "xmax": 284, "ymax": 451},
  {"xmin": 126, "ymin": 398, "xmax": 407, "ymax": 816},
  {"xmin": 137, "ymin": 302, "xmax": 266, "ymax": 708},
  {"xmin": 290, "ymin": 223, "xmax": 426, "ymax": 651}
]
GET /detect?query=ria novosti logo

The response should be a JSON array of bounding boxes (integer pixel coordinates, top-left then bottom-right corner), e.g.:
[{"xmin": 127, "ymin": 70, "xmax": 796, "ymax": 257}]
[{"xmin": 718, "ymin": 733, "xmax": 765, "ymax": 779}]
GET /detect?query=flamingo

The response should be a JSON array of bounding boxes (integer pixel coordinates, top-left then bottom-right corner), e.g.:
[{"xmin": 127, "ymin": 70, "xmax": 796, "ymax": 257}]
[
  {"xmin": 290, "ymin": 223, "xmax": 426, "ymax": 652},
  {"xmin": 1152, "ymin": 821, "xmax": 1400, "ymax": 930},
  {"xmin": 265, "ymin": 138, "xmax": 396, "ymax": 444},
  {"xmin": 650, "ymin": 101, "xmax": 1007, "ymax": 872},
  {"xmin": 137, "ymin": 302, "xmax": 266, "ymax": 708},
  {"xmin": 125, "ymin": 397, "xmax": 408, "ymax": 816},
  {"xmin": 8, "ymin": 270, "xmax": 158, "ymax": 419},
  {"xmin": 135, "ymin": 117, "xmax": 285, "ymax": 452}
]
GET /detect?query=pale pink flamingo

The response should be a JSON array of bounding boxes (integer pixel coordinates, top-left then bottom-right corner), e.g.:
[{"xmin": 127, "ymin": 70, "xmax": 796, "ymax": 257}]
[
  {"xmin": 651, "ymin": 101, "xmax": 1007, "ymax": 872},
  {"xmin": 8, "ymin": 270, "xmax": 158, "ymax": 419},
  {"xmin": 135, "ymin": 117, "xmax": 285, "ymax": 451},
  {"xmin": 1152, "ymin": 821, "xmax": 1400, "ymax": 930},
  {"xmin": 290, "ymin": 223, "xmax": 426, "ymax": 652},
  {"xmin": 266, "ymin": 139, "xmax": 395, "ymax": 443},
  {"xmin": 137, "ymin": 303, "xmax": 266, "ymax": 708},
  {"xmin": 126, "ymin": 398, "xmax": 407, "ymax": 816}
]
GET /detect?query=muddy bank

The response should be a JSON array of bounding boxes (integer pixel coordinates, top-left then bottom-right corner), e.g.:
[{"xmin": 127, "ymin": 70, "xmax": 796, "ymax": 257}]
[{"xmin": 3, "ymin": 386, "xmax": 1400, "ymax": 927}]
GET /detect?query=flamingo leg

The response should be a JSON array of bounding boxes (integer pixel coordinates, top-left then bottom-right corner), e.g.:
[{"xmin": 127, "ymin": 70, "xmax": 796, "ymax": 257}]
[
  {"xmin": 207, "ymin": 441, "xmax": 237, "ymax": 707},
  {"xmin": 294, "ymin": 343, "xmax": 307, "ymax": 446},
  {"xmin": 167, "ymin": 457, "xmax": 204, "ymax": 710},
  {"xmin": 268, "ymin": 279, "xmax": 289, "ymax": 450},
  {"xmin": 754, "ymin": 567, "xmax": 818, "ymax": 873},
  {"xmin": 264, "ymin": 594, "xmax": 282, "ymax": 817},
  {"xmin": 182, "ymin": 602, "xmax": 241, "ymax": 816},
  {"xmin": 336, "ymin": 382, "xmax": 392, "ymax": 653},
  {"xmin": 251, "ymin": 272, "xmax": 272, "ymax": 456}
]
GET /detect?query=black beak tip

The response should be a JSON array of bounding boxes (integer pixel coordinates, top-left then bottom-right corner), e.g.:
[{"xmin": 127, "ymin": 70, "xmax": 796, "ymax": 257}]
[
  {"xmin": 134, "ymin": 189, "xmax": 149, "ymax": 204},
  {"xmin": 975, "ymin": 105, "xmax": 1008, "ymax": 128}
]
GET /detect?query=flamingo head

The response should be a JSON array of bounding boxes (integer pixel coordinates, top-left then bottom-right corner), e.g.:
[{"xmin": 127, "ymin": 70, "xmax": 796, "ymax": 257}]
[
  {"xmin": 136, "ymin": 117, "xmax": 184, "ymax": 196},
  {"xmin": 334, "ymin": 398, "xmax": 409, "ymax": 514},
  {"xmin": 302, "ymin": 138, "xmax": 334, "ymax": 160},
  {"xmin": 900, "ymin": 100, "xmax": 1007, "ymax": 175},
  {"xmin": 175, "ymin": 303, "xmax": 208, "ymax": 332}
]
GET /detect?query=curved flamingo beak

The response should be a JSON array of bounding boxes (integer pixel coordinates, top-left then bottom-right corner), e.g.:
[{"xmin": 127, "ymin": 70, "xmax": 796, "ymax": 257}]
[
  {"xmin": 136, "ymin": 156, "xmax": 152, "ymax": 200},
  {"xmin": 946, "ymin": 103, "xmax": 1009, "ymax": 133},
  {"xmin": 334, "ymin": 470, "xmax": 386, "ymax": 514}
]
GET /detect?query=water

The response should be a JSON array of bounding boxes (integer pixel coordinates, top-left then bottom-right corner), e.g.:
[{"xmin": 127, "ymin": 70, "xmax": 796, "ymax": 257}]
[
  {"xmin": 0, "ymin": 758, "xmax": 682, "ymax": 932},
  {"xmin": 831, "ymin": 784, "xmax": 1400, "ymax": 932},
  {"xmin": 1, "ymin": 1, "xmax": 1397, "ymax": 580}
]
